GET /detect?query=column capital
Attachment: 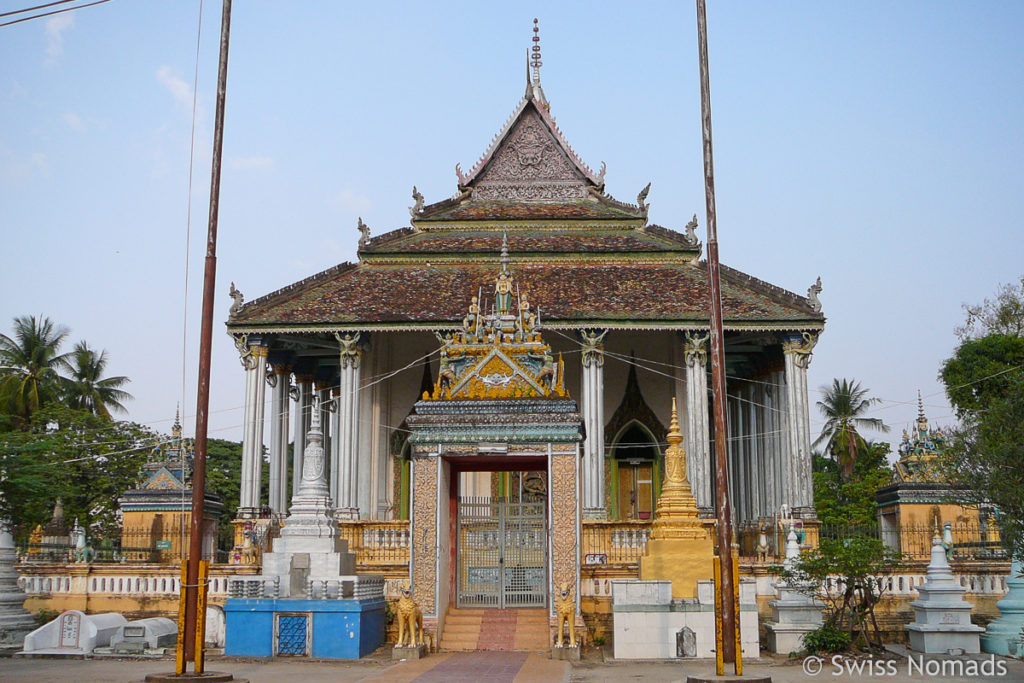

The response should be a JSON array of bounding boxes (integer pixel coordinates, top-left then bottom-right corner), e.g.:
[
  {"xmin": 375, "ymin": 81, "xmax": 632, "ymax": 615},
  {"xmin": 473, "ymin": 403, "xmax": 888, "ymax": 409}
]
[
  {"xmin": 681, "ymin": 330, "xmax": 710, "ymax": 368},
  {"xmin": 577, "ymin": 328, "xmax": 608, "ymax": 368},
  {"xmin": 781, "ymin": 331, "xmax": 819, "ymax": 369},
  {"xmin": 335, "ymin": 331, "xmax": 368, "ymax": 369},
  {"xmin": 233, "ymin": 334, "xmax": 269, "ymax": 369}
]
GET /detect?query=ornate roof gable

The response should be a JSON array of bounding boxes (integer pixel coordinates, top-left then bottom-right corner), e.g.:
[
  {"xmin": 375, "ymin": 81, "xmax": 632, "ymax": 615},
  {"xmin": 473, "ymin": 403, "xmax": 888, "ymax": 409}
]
[{"xmin": 457, "ymin": 98, "xmax": 604, "ymax": 201}]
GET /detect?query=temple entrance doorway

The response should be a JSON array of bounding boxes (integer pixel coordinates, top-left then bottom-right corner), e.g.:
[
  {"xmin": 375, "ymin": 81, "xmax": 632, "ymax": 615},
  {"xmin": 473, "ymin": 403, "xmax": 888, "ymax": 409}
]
[
  {"xmin": 611, "ymin": 422, "xmax": 662, "ymax": 520},
  {"xmin": 455, "ymin": 470, "xmax": 547, "ymax": 609}
]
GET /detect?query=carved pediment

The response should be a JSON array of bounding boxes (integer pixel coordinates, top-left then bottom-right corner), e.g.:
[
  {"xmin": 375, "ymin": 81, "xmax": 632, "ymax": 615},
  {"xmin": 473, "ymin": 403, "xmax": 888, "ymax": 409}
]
[
  {"xmin": 473, "ymin": 108, "xmax": 589, "ymax": 201},
  {"xmin": 143, "ymin": 467, "xmax": 185, "ymax": 491}
]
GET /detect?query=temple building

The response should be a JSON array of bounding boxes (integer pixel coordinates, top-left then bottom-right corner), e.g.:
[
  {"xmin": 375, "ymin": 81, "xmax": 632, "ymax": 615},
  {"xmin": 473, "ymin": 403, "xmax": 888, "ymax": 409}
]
[
  {"xmin": 876, "ymin": 396, "xmax": 1000, "ymax": 560},
  {"xmin": 118, "ymin": 410, "xmax": 222, "ymax": 562},
  {"xmin": 224, "ymin": 26, "xmax": 825, "ymax": 617}
]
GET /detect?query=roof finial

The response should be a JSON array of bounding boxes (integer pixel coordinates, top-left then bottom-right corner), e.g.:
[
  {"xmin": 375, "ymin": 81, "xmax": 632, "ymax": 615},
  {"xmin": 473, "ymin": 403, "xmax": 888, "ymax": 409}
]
[
  {"xmin": 531, "ymin": 18, "xmax": 543, "ymax": 84},
  {"xmin": 527, "ymin": 19, "xmax": 549, "ymax": 108}
]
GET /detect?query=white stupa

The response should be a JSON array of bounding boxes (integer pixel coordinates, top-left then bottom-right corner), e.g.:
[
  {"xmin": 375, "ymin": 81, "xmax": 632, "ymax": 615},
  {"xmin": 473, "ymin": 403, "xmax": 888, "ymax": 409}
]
[
  {"xmin": 906, "ymin": 527, "xmax": 984, "ymax": 653},
  {"xmin": 258, "ymin": 399, "xmax": 354, "ymax": 597}
]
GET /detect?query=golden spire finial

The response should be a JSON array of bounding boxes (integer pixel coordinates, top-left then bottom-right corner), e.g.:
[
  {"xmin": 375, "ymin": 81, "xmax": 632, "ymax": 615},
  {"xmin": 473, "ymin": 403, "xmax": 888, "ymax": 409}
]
[
  {"xmin": 668, "ymin": 397, "xmax": 682, "ymax": 445},
  {"xmin": 663, "ymin": 397, "xmax": 690, "ymax": 488}
]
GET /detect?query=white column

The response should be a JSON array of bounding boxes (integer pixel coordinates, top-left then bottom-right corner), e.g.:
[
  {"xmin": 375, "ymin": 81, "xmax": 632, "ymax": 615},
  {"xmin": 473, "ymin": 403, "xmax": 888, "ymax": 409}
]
[
  {"xmin": 783, "ymin": 333, "xmax": 818, "ymax": 516},
  {"xmin": 330, "ymin": 384, "xmax": 341, "ymax": 505},
  {"xmin": 249, "ymin": 345, "xmax": 268, "ymax": 513},
  {"xmin": 335, "ymin": 332, "xmax": 365, "ymax": 519},
  {"xmin": 268, "ymin": 364, "xmax": 291, "ymax": 514},
  {"xmin": 745, "ymin": 385, "xmax": 761, "ymax": 518},
  {"xmin": 291, "ymin": 374, "xmax": 313, "ymax": 501},
  {"xmin": 316, "ymin": 382, "xmax": 333, "ymax": 504},
  {"xmin": 579, "ymin": 329, "xmax": 607, "ymax": 519},
  {"xmin": 772, "ymin": 368, "xmax": 791, "ymax": 515},
  {"xmin": 236, "ymin": 339, "xmax": 268, "ymax": 515},
  {"xmin": 238, "ymin": 344, "xmax": 257, "ymax": 512},
  {"xmin": 683, "ymin": 331, "xmax": 712, "ymax": 515}
]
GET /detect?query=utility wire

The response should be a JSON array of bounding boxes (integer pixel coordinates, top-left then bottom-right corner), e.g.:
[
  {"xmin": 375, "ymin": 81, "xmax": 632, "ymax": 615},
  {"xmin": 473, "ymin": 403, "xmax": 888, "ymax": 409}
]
[
  {"xmin": 0, "ymin": 0, "xmax": 111, "ymax": 28},
  {"xmin": 0, "ymin": 0, "xmax": 76, "ymax": 18}
]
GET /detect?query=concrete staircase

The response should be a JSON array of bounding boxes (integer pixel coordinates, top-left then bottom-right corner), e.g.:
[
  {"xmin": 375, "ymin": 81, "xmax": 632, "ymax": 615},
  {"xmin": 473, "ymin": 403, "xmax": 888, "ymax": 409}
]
[{"xmin": 439, "ymin": 607, "xmax": 551, "ymax": 651}]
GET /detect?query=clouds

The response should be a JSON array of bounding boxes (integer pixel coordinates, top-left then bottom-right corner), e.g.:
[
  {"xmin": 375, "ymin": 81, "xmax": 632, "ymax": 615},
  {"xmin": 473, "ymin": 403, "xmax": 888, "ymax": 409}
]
[
  {"xmin": 45, "ymin": 15, "xmax": 74, "ymax": 63},
  {"xmin": 156, "ymin": 66, "xmax": 192, "ymax": 107},
  {"xmin": 62, "ymin": 112, "xmax": 86, "ymax": 131},
  {"xmin": 228, "ymin": 156, "xmax": 273, "ymax": 171},
  {"xmin": 0, "ymin": 143, "xmax": 48, "ymax": 185},
  {"xmin": 331, "ymin": 187, "xmax": 372, "ymax": 213}
]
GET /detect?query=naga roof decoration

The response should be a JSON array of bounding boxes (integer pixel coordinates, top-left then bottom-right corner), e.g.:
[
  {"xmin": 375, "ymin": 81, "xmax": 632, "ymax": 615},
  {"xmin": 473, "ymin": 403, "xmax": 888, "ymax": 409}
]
[{"xmin": 424, "ymin": 236, "xmax": 566, "ymax": 401}]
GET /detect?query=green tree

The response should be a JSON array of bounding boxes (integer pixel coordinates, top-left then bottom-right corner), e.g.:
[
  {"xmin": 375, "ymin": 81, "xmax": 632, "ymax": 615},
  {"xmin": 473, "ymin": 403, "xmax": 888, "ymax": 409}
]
[
  {"xmin": 955, "ymin": 275, "xmax": 1024, "ymax": 340},
  {"xmin": 0, "ymin": 405, "xmax": 157, "ymax": 537},
  {"xmin": 784, "ymin": 536, "xmax": 903, "ymax": 652},
  {"xmin": 63, "ymin": 341, "xmax": 133, "ymax": 418},
  {"xmin": 0, "ymin": 315, "xmax": 72, "ymax": 425},
  {"xmin": 813, "ymin": 440, "xmax": 893, "ymax": 527},
  {"xmin": 940, "ymin": 334, "xmax": 1024, "ymax": 418},
  {"xmin": 813, "ymin": 379, "xmax": 890, "ymax": 480},
  {"xmin": 940, "ymin": 278, "xmax": 1024, "ymax": 561},
  {"xmin": 205, "ymin": 438, "xmax": 243, "ymax": 552}
]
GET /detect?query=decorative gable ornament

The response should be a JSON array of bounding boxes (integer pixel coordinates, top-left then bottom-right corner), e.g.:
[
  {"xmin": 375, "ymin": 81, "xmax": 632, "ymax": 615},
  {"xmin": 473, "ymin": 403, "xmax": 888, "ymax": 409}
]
[{"xmin": 424, "ymin": 235, "xmax": 565, "ymax": 401}]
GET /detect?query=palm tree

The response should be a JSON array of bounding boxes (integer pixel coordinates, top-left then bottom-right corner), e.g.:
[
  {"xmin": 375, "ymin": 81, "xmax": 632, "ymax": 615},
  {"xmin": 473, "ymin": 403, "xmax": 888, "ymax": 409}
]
[
  {"xmin": 63, "ymin": 341, "xmax": 132, "ymax": 418},
  {"xmin": 0, "ymin": 315, "xmax": 72, "ymax": 420},
  {"xmin": 813, "ymin": 378, "xmax": 890, "ymax": 480}
]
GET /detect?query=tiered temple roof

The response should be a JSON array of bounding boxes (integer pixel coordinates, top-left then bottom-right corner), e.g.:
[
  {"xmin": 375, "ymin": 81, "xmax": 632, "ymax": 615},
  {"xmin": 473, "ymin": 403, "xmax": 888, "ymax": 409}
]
[{"xmin": 227, "ymin": 46, "xmax": 824, "ymax": 336}]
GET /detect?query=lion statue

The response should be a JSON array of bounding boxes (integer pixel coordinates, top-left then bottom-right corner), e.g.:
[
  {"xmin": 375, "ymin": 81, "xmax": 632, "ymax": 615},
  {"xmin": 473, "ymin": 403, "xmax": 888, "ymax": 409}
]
[
  {"xmin": 554, "ymin": 581, "xmax": 576, "ymax": 648},
  {"xmin": 755, "ymin": 520, "xmax": 771, "ymax": 562},
  {"xmin": 396, "ymin": 580, "xmax": 423, "ymax": 648}
]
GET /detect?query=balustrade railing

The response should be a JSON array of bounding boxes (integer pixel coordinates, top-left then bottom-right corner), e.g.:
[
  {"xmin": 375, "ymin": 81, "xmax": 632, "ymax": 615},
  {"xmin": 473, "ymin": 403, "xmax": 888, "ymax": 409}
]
[
  {"xmin": 581, "ymin": 520, "xmax": 652, "ymax": 567},
  {"xmin": 336, "ymin": 520, "xmax": 410, "ymax": 569},
  {"xmin": 735, "ymin": 519, "xmax": 1006, "ymax": 562}
]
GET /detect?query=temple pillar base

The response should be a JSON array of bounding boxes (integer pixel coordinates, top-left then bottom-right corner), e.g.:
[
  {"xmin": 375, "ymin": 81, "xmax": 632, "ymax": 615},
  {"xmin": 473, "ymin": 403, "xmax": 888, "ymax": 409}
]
[{"xmin": 582, "ymin": 508, "xmax": 607, "ymax": 521}]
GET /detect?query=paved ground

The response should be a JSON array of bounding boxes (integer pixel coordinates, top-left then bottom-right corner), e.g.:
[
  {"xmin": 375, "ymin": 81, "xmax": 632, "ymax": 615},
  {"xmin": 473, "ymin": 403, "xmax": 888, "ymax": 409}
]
[{"xmin": 2, "ymin": 649, "xmax": 1022, "ymax": 683}]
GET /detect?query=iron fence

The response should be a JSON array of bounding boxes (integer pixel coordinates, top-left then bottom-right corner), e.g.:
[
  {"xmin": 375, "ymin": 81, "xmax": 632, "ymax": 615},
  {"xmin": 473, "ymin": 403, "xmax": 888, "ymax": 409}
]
[{"xmin": 19, "ymin": 523, "xmax": 221, "ymax": 564}]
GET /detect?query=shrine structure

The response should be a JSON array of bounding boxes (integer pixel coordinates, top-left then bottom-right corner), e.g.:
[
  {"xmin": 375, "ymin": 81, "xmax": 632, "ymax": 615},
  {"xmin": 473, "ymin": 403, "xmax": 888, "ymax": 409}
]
[{"xmin": 224, "ymin": 22, "xmax": 825, "ymax": 644}]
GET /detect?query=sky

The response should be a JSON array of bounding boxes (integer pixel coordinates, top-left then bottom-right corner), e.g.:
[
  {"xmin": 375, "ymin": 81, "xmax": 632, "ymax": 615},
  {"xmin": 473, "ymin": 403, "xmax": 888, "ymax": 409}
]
[{"xmin": 1, "ymin": 1, "xmax": 1022, "ymax": 451}]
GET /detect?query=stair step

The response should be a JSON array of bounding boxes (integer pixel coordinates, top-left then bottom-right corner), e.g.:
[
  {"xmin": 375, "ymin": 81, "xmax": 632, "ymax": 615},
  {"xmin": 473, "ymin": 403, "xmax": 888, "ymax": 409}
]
[{"xmin": 439, "ymin": 607, "xmax": 552, "ymax": 652}]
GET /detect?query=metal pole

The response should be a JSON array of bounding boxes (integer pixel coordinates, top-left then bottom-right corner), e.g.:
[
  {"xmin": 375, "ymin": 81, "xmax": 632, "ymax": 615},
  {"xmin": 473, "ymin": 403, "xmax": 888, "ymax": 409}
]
[
  {"xmin": 695, "ymin": 0, "xmax": 737, "ymax": 667},
  {"xmin": 184, "ymin": 0, "xmax": 232, "ymax": 666}
]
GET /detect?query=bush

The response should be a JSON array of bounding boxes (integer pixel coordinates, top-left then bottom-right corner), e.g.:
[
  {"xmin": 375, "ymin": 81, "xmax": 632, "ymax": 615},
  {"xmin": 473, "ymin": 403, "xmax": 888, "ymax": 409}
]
[
  {"xmin": 35, "ymin": 608, "xmax": 59, "ymax": 626},
  {"xmin": 803, "ymin": 625, "xmax": 852, "ymax": 654}
]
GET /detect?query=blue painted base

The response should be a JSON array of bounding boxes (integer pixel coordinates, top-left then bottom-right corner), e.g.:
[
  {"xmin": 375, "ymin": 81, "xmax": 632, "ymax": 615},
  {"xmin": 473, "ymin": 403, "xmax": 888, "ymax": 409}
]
[{"xmin": 224, "ymin": 598, "xmax": 385, "ymax": 659}]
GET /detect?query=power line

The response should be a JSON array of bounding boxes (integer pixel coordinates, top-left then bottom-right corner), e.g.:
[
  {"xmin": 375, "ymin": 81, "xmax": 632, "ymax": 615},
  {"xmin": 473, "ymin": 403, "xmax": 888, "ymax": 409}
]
[
  {"xmin": 0, "ymin": 0, "xmax": 76, "ymax": 19},
  {"xmin": 0, "ymin": 0, "xmax": 112, "ymax": 28}
]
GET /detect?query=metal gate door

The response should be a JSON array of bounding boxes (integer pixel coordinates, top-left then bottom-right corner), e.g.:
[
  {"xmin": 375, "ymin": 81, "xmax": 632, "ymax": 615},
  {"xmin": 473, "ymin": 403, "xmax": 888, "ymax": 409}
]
[{"xmin": 457, "ymin": 497, "xmax": 546, "ymax": 608}]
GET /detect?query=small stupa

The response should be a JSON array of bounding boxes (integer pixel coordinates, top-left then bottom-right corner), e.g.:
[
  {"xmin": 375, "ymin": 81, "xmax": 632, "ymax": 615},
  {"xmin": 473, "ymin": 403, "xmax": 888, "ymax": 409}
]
[
  {"xmin": 638, "ymin": 398, "xmax": 715, "ymax": 599},
  {"xmin": 981, "ymin": 557, "xmax": 1024, "ymax": 656},
  {"xmin": 258, "ymin": 398, "xmax": 354, "ymax": 596},
  {"xmin": 764, "ymin": 522, "xmax": 824, "ymax": 653},
  {"xmin": 0, "ymin": 522, "xmax": 35, "ymax": 652},
  {"xmin": 906, "ymin": 525, "xmax": 984, "ymax": 653}
]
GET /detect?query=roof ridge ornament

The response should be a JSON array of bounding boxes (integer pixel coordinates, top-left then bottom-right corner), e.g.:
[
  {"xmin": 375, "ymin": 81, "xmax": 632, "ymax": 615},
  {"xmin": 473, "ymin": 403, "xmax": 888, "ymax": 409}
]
[
  {"xmin": 806, "ymin": 276, "xmax": 823, "ymax": 313},
  {"xmin": 409, "ymin": 186, "xmax": 424, "ymax": 218},
  {"xmin": 637, "ymin": 182, "xmax": 651, "ymax": 213},
  {"xmin": 528, "ymin": 18, "xmax": 549, "ymax": 108},
  {"xmin": 683, "ymin": 213, "xmax": 700, "ymax": 246},
  {"xmin": 357, "ymin": 217, "xmax": 370, "ymax": 246}
]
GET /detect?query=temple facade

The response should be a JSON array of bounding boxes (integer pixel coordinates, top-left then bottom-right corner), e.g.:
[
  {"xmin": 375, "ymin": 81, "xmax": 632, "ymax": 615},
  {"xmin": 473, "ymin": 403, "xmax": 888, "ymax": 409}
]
[{"xmin": 225, "ymin": 33, "xmax": 825, "ymax": 616}]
